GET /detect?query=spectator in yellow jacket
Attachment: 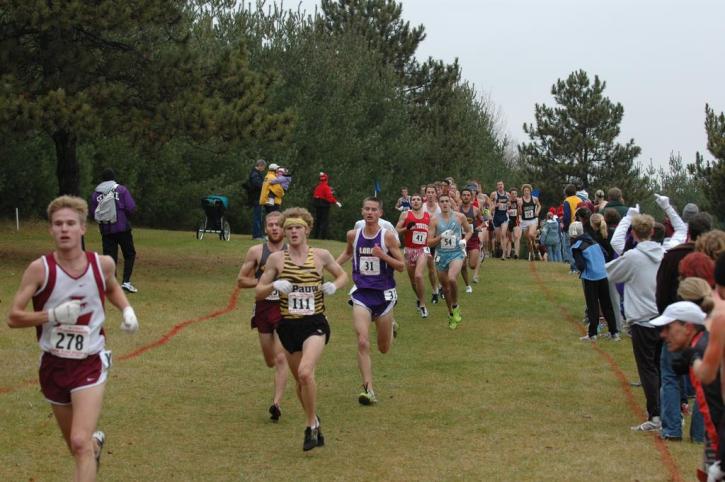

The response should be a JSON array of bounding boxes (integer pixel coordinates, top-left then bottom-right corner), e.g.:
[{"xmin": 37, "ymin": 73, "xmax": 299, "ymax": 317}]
[{"xmin": 259, "ymin": 163, "xmax": 285, "ymax": 214}]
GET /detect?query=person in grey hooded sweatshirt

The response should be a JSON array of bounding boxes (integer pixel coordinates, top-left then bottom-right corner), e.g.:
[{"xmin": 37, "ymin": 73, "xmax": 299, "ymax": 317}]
[
  {"xmin": 90, "ymin": 168, "xmax": 138, "ymax": 293},
  {"xmin": 606, "ymin": 213, "xmax": 665, "ymax": 432}
]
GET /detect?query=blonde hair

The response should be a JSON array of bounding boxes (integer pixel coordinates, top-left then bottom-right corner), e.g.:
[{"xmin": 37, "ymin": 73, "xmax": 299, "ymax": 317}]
[
  {"xmin": 677, "ymin": 277, "xmax": 715, "ymax": 315},
  {"xmin": 630, "ymin": 214, "xmax": 655, "ymax": 240},
  {"xmin": 47, "ymin": 196, "xmax": 88, "ymax": 223},
  {"xmin": 521, "ymin": 183, "xmax": 533, "ymax": 193},
  {"xmin": 695, "ymin": 230, "xmax": 725, "ymax": 261},
  {"xmin": 590, "ymin": 213, "xmax": 608, "ymax": 239},
  {"xmin": 280, "ymin": 207, "xmax": 314, "ymax": 233}
]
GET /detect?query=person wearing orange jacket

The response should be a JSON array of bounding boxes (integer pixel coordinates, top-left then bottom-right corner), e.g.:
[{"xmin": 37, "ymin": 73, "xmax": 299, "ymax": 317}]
[{"xmin": 312, "ymin": 172, "xmax": 342, "ymax": 239}]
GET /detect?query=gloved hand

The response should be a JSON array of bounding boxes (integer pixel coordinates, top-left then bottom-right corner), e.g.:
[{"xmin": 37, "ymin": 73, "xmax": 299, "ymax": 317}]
[
  {"xmin": 272, "ymin": 279, "xmax": 293, "ymax": 294},
  {"xmin": 459, "ymin": 239, "xmax": 467, "ymax": 249},
  {"xmin": 440, "ymin": 229, "xmax": 453, "ymax": 240},
  {"xmin": 321, "ymin": 282, "xmax": 337, "ymax": 295},
  {"xmin": 121, "ymin": 306, "xmax": 139, "ymax": 333},
  {"xmin": 708, "ymin": 460, "xmax": 724, "ymax": 482},
  {"xmin": 654, "ymin": 194, "xmax": 670, "ymax": 210},
  {"xmin": 336, "ymin": 202, "xmax": 342, "ymax": 208},
  {"xmin": 48, "ymin": 300, "xmax": 81, "ymax": 325},
  {"xmin": 406, "ymin": 221, "xmax": 416, "ymax": 231},
  {"xmin": 626, "ymin": 204, "xmax": 640, "ymax": 218},
  {"xmin": 671, "ymin": 347, "xmax": 700, "ymax": 375}
]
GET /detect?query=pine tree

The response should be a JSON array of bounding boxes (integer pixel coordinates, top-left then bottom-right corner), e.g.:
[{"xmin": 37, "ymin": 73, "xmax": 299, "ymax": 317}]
[
  {"xmin": 0, "ymin": 0, "xmax": 292, "ymax": 196},
  {"xmin": 518, "ymin": 70, "xmax": 642, "ymax": 204},
  {"xmin": 689, "ymin": 104, "xmax": 725, "ymax": 222}
]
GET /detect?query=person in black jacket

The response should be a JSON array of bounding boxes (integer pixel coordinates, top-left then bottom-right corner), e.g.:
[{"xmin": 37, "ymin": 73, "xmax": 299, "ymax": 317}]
[{"xmin": 248, "ymin": 159, "xmax": 267, "ymax": 240}]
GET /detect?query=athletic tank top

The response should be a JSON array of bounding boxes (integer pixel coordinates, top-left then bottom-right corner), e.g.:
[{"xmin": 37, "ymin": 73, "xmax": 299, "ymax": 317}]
[
  {"xmin": 32, "ymin": 252, "xmax": 106, "ymax": 358},
  {"xmin": 279, "ymin": 249, "xmax": 324, "ymax": 318},
  {"xmin": 398, "ymin": 196, "xmax": 411, "ymax": 211},
  {"xmin": 424, "ymin": 202, "xmax": 441, "ymax": 216},
  {"xmin": 352, "ymin": 228, "xmax": 396, "ymax": 291},
  {"xmin": 521, "ymin": 197, "xmax": 537, "ymax": 221},
  {"xmin": 508, "ymin": 200, "xmax": 519, "ymax": 221},
  {"xmin": 256, "ymin": 243, "xmax": 286, "ymax": 301},
  {"xmin": 459, "ymin": 204, "xmax": 480, "ymax": 229},
  {"xmin": 403, "ymin": 210, "xmax": 430, "ymax": 249},
  {"xmin": 435, "ymin": 215, "xmax": 462, "ymax": 253},
  {"xmin": 494, "ymin": 192, "xmax": 509, "ymax": 213}
]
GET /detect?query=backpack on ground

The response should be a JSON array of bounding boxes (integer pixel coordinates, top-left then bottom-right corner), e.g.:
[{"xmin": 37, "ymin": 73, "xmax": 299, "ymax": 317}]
[{"xmin": 95, "ymin": 183, "xmax": 119, "ymax": 223}]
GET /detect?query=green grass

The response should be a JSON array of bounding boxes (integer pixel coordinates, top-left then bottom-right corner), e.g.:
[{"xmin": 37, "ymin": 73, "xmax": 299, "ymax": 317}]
[{"xmin": 0, "ymin": 221, "xmax": 702, "ymax": 480}]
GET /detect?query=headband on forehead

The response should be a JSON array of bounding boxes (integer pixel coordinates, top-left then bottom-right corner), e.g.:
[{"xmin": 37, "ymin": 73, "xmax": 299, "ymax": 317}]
[{"xmin": 283, "ymin": 217, "xmax": 308, "ymax": 229}]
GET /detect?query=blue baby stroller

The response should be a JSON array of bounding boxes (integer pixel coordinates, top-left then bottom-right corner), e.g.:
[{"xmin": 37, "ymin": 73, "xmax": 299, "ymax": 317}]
[{"xmin": 196, "ymin": 195, "xmax": 231, "ymax": 241}]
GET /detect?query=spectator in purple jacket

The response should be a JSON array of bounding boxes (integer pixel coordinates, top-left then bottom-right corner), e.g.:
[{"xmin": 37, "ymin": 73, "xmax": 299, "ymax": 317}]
[{"xmin": 90, "ymin": 168, "xmax": 138, "ymax": 293}]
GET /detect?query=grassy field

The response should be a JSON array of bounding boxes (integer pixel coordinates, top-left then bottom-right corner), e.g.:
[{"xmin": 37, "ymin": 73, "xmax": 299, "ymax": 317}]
[{"xmin": 0, "ymin": 221, "xmax": 703, "ymax": 481}]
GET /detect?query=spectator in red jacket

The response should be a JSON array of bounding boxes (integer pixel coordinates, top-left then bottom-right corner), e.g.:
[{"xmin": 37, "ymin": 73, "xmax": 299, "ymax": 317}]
[{"xmin": 312, "ymin": 172, "xmax": 342, "ymax": 239}]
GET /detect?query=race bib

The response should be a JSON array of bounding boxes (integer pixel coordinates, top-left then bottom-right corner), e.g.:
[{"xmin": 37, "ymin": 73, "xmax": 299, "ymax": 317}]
[
  {"xmin": 508, "ymin": 208, "xmax": 518, "ymax": 217},
  {"xmin": 423, "ymin": 247, "xmax": 431, "ymax": 255},
  {"xmin": 524, "ymin": 206, "xmax": 535, "ymax": 218},
  {"xmin": 440, "ymin": 237, "xmax": 456, "ymax": 250},
  {"xmin": 412, "ymin": 231, "xmax": 427, "ymax": 245},
  {"xmin": 266, "ymin": 289, "xmax": 280, "ymax": 302},
  {"xmin": 383, "ymin": 288, "xmax": 398, "ymax": 301},
  {"xmin": 359, "ymin": 256, "xmax": 381, "ymax": 276},
  {"xmin": 288, "ymin": 292, "xmax": 315, "ymax": 316},
  {"xmin": 50, "ymin": 324, "xmax": 91, "ymax": 359}
]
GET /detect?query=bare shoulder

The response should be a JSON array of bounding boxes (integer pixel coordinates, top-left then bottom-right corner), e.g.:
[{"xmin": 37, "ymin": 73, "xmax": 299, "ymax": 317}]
[
  {"xmin": 98, "ymin": 254, "xmax": 116, "ymax": 273},
  {"xmin": 384, "ymin": 229, "xmax": 399, "ymax": 243},
  {"xmin": 312, "ymin": 247, "xmax": 333, "ymax": 261},
  {"xmin": 245, "ymin": 243, "xmax": 263, "ymax": 260},
  {"xmin": 267, "ymin": 250, "xmax": 285, "ymax": 264},
  {"xmin": 24, "ymin": 257, "xmax": 46, "ymax": 281},
  {"xmin": 346, "ymin": 229, "xmax": 357, "ymax": 242}
]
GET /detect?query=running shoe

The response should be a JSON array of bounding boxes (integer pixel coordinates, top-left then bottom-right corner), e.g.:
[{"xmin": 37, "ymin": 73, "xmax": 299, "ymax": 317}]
[
  {"xmin": 92, "ymin": 431, "xmax": 106, "ymax": 469},
  {"xmin": 358, "ymin": 385, "xmax": 377, "ymax": 406},
  {"xmin": 419, "ymin": 306, "xmax": 429, "ymax": 318},
  {"xmin": 303, "ymin": 426, "xmax": 319, "ymax": 451},
  {"xmin": 431, "ymin": 292, "xmax": 439, "ymax": 304},
  {"xmin": 269, "ymin": 403, "xmax": 281, "ymax": 422},
  {"xmin": 392, "ymin": 320, "xmax": 399, "ymax": 338},
  {"xmin": 439, "ymin": 288, "xmax": 445, "ymax": 300},
  {"xmin": 631, "ymin": 416, "xmax": 661, "ymax": 432},
  {"xmin": 472, "ymin": 275, "xmax": 479, "ymax": 283},
  {"xmin": 447, "ymin": 313, "xmax": 458, "ymax": 330},
  {"xmin": 452, "ymin": 305, "xmax": 462, "ymax": 324},
  {"xmin": 465, "ymin": 285, "xmax": 473, "ymax": 294},
  {"xmin": 611, "ymin": 333, "xmax": 621, "ymax": 342},
  {"xmin": 121, "ymin": 282, "xmax": 138, "ymax": 293},
  {"xmin": 579, "ymin": 335, "xmax": 597, "ymax": 342}
]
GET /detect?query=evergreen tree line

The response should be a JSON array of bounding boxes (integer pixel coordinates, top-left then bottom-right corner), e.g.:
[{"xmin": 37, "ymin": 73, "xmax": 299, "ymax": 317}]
[
  {"xmin": 1, "ymin": 1, "xmax": 722, "ymax": 236},
  {"xmin": 0, "ymin": 0, "xmax": 511, "ymax": 238}
]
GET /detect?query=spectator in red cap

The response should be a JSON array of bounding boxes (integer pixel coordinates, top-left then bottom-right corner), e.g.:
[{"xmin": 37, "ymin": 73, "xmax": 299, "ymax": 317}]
[{"xmin": 312, "ymin": 172, "xmax": 342, "ymax": 239}]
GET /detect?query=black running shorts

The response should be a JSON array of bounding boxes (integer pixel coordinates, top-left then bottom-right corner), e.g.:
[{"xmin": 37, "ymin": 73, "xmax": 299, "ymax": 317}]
[{"xmin": 276, "ymin": 314, "xmax": 331, "ymax": 353}]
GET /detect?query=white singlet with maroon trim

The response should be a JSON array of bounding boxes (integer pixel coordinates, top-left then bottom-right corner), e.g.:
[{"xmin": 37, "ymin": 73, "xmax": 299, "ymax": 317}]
[{"xmin": 32, "ymin": 252, "xmax": 107, "ymax": 358}]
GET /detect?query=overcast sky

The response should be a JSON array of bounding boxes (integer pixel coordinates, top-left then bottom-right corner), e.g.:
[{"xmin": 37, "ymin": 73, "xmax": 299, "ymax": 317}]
[{"xmin": 296, "ymin": 0, "xmax": 725, "ymax": 168}]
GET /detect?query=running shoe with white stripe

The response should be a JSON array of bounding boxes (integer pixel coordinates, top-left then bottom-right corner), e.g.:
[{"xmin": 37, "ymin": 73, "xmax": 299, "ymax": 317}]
[
  {"xmin": 631, "ymin": 416, "xmax": 661, "ymax": 432},
  {"xmin": 93, "ymin": 431, "xmax": 105, "ymax": 469}
]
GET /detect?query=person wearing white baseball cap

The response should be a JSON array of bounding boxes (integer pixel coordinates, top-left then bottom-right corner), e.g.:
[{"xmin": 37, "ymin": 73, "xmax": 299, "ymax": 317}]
[{"xmin": 655, "ymin": 299, "xmax": 724, "ymax": 479}]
